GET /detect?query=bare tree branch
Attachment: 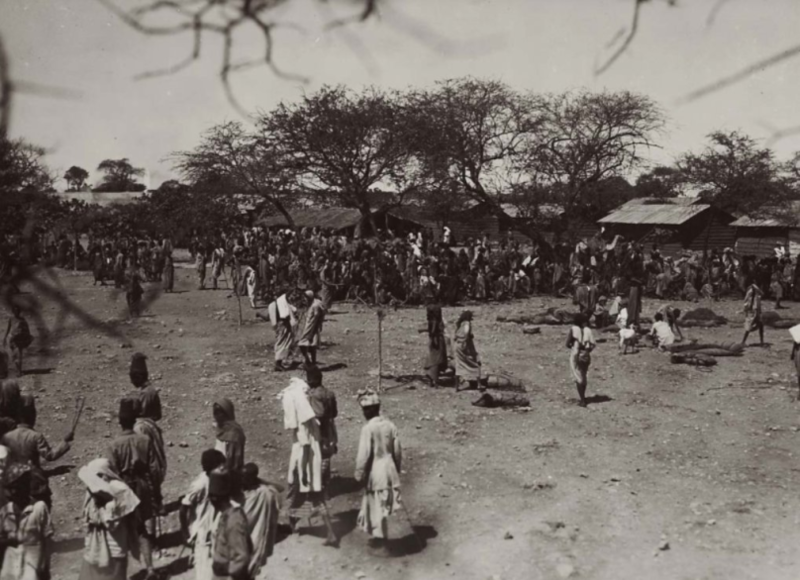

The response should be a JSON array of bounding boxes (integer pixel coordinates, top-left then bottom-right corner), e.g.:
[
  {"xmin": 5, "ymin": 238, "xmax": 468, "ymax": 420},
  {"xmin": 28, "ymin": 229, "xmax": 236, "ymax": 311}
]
[
  {"xmin": 679, "ymin": 43, "xmax": 800, "ymax": 103},
  {"xmin": 706, "ymin": 0, "xmax": 732, "ymax": 28},
  {"xmin": 594, "ymin": 0, "xmax": 645, "ymax": 76}
]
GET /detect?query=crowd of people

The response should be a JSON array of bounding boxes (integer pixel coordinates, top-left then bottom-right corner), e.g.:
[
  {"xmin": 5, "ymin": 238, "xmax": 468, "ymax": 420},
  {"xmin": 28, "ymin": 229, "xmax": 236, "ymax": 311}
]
[{"xmin": 0, "ymin": 346, "xmax": 407, "ymax": 580}]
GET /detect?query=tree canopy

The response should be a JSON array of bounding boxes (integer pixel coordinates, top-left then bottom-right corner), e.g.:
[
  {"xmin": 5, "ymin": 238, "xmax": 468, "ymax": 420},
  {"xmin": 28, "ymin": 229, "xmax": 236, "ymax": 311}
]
[{"xmin": 94, "ymin": 158, "xmax": 145, "ymax": 192}]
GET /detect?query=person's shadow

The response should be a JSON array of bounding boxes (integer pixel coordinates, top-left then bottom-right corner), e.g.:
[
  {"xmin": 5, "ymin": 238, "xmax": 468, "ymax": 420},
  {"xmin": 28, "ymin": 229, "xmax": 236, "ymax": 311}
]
[{"xmin": 585, "ymin": 395, "xmax": 613, "ymax": 406}]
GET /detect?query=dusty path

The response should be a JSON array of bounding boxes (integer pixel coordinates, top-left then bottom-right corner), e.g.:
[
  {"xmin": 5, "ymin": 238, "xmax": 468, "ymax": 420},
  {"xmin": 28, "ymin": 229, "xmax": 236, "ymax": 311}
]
[{"xmin": 18, "ymin": 266, "xmax": 800, "ymax": 580}]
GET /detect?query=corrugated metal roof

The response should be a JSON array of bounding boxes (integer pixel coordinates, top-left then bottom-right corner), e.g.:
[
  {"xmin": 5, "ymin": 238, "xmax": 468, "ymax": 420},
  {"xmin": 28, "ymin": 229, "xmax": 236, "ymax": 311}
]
[
  {"xmin": 619, "ymin": 197, "xmax": 702, "ymax": 208},
  {"xmin": 598, "ymin": 204, "xmax": 709, "ymax": 225},
  {"xmin": 730, "ymin": 201, "xmax": 800, "ymax": 227}
]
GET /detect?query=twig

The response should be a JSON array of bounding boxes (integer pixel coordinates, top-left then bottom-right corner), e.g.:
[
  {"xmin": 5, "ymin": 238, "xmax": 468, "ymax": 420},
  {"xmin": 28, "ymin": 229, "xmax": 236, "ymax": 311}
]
[
  {"xmin": 595, "ymin": 0, "xmax": 646, "ymax": 75},
  {"xmin": 70, "ymin": 396, "xmax": 86, "ymax": 435}
]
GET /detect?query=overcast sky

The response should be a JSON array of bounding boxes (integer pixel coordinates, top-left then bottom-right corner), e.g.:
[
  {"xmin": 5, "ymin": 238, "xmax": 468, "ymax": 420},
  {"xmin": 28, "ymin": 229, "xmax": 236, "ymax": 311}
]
[{"xmin": 2, "ymin": 0, "xmax": 799, "ymax": 190}]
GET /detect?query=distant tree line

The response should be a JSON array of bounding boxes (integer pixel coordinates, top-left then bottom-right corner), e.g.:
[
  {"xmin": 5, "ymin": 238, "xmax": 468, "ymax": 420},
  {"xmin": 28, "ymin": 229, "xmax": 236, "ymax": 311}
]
[{"xmin": 3, "ymin": 78, "xmax": 800, "ymax": 246}]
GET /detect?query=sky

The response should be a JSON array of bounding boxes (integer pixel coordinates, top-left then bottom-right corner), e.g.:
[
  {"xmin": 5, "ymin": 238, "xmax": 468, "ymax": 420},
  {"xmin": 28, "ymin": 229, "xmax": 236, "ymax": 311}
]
[{"xmin": 2, "ymin": 0, "xmax": 800, "ymax": 190}]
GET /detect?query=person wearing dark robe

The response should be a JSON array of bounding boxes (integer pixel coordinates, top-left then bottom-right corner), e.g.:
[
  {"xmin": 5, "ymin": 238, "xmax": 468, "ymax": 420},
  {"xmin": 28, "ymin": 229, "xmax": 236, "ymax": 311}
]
[
  {"xmin": 162, "ymin": 252, "xmax": 174, "ymax": 293},
  {"xmin": 4, "ymin": 306, "xmax": 32, "ymax": 378},
  {"xmin": 213, "ymin": 399, "xmax": 246, "ymax": 475},
  {"xmin": 125, "ymin": 266, "xmax": 144, "ymax": 319},
  {"xmin": 131, "ymin": 398, "xmax": 166, "ymax": 515},
  {"xmin": 306, "ymin": 365, "xmax": 338, "ymax": 493},
  {"xmin": 106, "ymin": 398, "xmax": 159, "ymax": 580},
  {"xmin": 129, "ymin": 353, "xmax": 162, "ymax": 423},
  {"xmin": 298, "ymin": 291, "xmax": 326, "ymax": 366},
  {"xmin": 209, "ymin": 472, "xmax": 251, "ymax": 580},
  {"xmin": 240, "ymin": 464, "xmax": 280, "ymax": 579},
  {"xmin": 2, "ymin": 395, "xmax": 74, "ymax": 509},
  {"xmin": 0, "ymin": 378, "xmax": 22, "ymax": 426},
  {"xmin": 423, "ymin": 305, "xmax": 448, "ymax": 387},
  {"xmin": 196, "ymin": 249, "xmax": 207, "ymax": 290}
]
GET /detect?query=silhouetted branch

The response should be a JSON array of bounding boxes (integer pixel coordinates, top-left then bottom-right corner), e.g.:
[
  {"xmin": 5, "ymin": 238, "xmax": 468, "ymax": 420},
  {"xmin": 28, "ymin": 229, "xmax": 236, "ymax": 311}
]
[
  {"xmin": 679, "ymin": 43, "xmax": 800, "ymax": 103},
  {"xmin": 595, "ymin": 0, "xmax": 645, "ymax": 75},
  {"xmin": 706, "ymin": 0, "xmax": 732, "ymax": 27},
  {"xmin": 0, "ymin": 33, "xmax": 11, "ymax": 135}
]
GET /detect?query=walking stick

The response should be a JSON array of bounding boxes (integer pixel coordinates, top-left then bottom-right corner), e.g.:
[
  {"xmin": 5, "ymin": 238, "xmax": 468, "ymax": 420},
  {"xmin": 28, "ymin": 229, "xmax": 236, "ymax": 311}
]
[{"xmin": 69, "ymin": 396, "xmax": 85, "ymax": 436}]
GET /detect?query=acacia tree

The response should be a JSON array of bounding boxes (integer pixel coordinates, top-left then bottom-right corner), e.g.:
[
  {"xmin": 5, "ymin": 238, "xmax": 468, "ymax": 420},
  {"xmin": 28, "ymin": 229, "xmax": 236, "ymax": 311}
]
[
  {"xmin": 678, "ymin": 131, "xmax": 795, "ymax": 218},
  {"xmin": 63, "ymin": 165, "xmax": 89, "ymax": 191},
  {"xmin": 94, "ymin": 158, "xmax": 145, "ymax": 192},
  {"xmin": 0, "ymin": 137, "xmax": 54, "ymax": 194},
  {"xmin": 172, "ymin": 121, "xmax": 296, "ymax": 228},
  {"xmin": 528, "ymin": 90, "xmax": 665, "ymax": 218},
  {"xmin": 258, "ymin": 85, "xmax": 427, "ymax": 232},
  {"xmin": 408, "ymin": 78, "xmax": 544, "ymax": 223},
  {"xmin": 633, "ymin": 165, "xmax": 684, "ymax": 199}
]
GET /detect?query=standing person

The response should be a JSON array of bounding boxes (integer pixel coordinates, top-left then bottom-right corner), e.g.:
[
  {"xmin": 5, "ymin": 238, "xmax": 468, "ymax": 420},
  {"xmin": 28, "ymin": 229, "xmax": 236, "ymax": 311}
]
[
  {"xmin": 125, "ymin": 266, "xmax": 144, "ymax": 319},
  {"xmin": 454, "ymin": 311, "xmax": 481, "ymax": 392},
  {"xmin": 243, "ymin": 263, "xmax": 258, "ymax": 309},
  {"xmin": 742, "ymin": 282, "xmax": 765, "ymax": 347},
  {"xmin": 4, "ymin": 306, "xmax": 32, "ymax": 378},
  {"xmin": 77, "ymin": 458, "xmax": 140, "ymax": 580},
  {"xmin": 179, "ymin": 450, "xmax": 227, "ymax": 580},
  {"xmin": 195, "ymin": 248, "xmax": 207, "ymax": 291},
  {"xmin": 279, "ymin": 377, "xmax": 338, "ymax": 546},
  {"xmin": 298, "ymin": 290, "xmax": 326, "ymax": 366},
  {"xmin": 305, "ymin": 365, "xmax": 338, "ymax": 494},
  {"xmin": 0, "ymin": 463, "xmax": 53, "ymax": 580},
  {"xmin": 422, "ymin": 305, "xmax": 448, "ymax": 388},
  {"xmin": 211, "ymin": 245, "xmax": 225, "ymax": 290},
  {"xmin": 209, "ymin": 472, "xmax": 252, "ymax": 580},
  {"xmin": 354, "ymin": 389, "xmax": 409, "ymax": 552},
  {"xmin": 106, "ymin": 398, "xmax": 159, "ymax": 580},
  {"xmin": 257, "ymin": 291, "xmax": 296, "ymax": 372},
  {"xmin": 566, "ymin": 313, "xmax": 595, "ymax": 408},
  {"xmin": 240, "ymin": 463, "xmax": 280, "ymax": 580},
  {"xmin": 132, "ymin": 399, "xmax": 166, "ymax": 517},
  {"xmin": 162, "ymin": 251, "xmax": 174, "ymax": 293},
  {"xmin": 213, "ymin": 399, "xmax": 245, "ymax": 475},
  {"xmin": 2, "ymin": 395, "xmax": 74, "ymax": 510},
  {"xmin": 129, "ymin": 353, "xmax": 162, "ymax": 423}
]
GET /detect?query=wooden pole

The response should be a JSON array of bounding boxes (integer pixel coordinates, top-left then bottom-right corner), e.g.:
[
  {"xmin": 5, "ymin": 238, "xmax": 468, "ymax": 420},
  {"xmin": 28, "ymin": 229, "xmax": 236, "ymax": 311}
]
[
  {"xmin": 234, "ymin": 257, "xmax": 243, "ymax": 329},
  {"xmin": 377, "ymin": 308, "xmax": 384, "ymax": 392}
]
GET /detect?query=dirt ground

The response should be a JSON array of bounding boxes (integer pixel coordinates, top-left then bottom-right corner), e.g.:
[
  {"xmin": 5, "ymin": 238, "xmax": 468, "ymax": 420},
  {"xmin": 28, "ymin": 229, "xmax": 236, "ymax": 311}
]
[{"xmin": 15, "ymin": 262, "xmax": 800, "ymax": 580}]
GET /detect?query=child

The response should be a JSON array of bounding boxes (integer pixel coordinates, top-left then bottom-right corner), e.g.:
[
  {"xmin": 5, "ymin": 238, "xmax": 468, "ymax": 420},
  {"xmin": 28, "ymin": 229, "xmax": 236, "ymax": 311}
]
[
  {"xmin": 742, "ymin": 282, "xmax": 764, "ymax": 347},
  {"xmin": 649, "ymin": 312, "xmax": 676, "ymax": 350},
  {"xmin": 618, "ymin": 324, "xmax": 639, "ymax": 355},
  {"xmin": 615, "ymin": 298, "xmax": 629, "ymax": 330}
]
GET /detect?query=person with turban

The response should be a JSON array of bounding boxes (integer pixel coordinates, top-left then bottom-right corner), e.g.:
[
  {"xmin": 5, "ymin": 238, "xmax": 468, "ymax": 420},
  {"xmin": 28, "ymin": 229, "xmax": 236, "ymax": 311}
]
[
  {"xmin": 106, "ymin": 398, "xmax": 158, "ymax": 580},
  {"xmin": 77, "ymin": 458, "xmax": 139, "ymax": 580},
  {"xmin": 2, "ymin": 394, "xmax": 74, "ymax": 509},
  {"xmin": 354, "ymin": 389, "xmax": 410, "ymax": 552},
  {"xmin": 0, "ymin": 462, "xmax": 53, "ymax": 580},
  {"xmin": 129, "ymin": 353, "xmax": 162, "ymax": 423},
  {"xmin": 213, "ymin": 399, "xmax": 246, "ymax": 475}
]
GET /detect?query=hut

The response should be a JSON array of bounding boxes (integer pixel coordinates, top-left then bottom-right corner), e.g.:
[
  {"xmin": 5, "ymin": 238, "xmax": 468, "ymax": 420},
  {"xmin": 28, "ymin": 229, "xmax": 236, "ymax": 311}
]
[
  {"xmin": 730, "ymin": 202, "xmax": 800, "ymax": 258},
  {"xmin": 597, "ymin": 200, "xmax": 735, "ymax": 256},
  {"xmin": 259, "ymin": 206, "xmax": 430, "ymax": 238}
]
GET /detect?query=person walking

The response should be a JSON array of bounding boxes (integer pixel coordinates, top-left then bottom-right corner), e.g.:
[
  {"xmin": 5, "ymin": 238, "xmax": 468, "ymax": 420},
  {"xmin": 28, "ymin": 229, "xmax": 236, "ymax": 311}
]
[{"xmin": 566, "ymin": 313, "xmax": 595, "ymax": 408}]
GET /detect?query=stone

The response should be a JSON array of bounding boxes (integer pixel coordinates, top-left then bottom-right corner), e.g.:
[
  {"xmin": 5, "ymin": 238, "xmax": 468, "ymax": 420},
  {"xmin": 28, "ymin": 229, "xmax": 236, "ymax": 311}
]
[
  {"xmin": 556, "ymin": 563, "xmax": 575, "ymax": 578},
  {"xmin": 503, "ymin": 531, "xmax": 513, "ymax": 540}
]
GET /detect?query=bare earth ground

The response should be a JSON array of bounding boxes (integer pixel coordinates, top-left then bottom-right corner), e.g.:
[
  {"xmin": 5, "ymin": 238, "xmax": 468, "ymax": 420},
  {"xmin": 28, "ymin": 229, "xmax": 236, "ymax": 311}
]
[{"xmin": 18, "ymin": 263, "xmax": 800, "ymax": 580}]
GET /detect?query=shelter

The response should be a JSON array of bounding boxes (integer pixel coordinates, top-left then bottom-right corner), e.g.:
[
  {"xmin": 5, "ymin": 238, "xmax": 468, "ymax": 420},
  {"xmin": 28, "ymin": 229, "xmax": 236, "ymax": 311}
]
[
  {"xmin": 598, "ymin": 201, "xmax": 735, "ymax": 256},
  {"xmin": 259, "ymin": 206, "xmax": 431, "ymax": 238},
  {"xmin": 730, "ymin": 202, "xmax": 800, "ymax": 258}
]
